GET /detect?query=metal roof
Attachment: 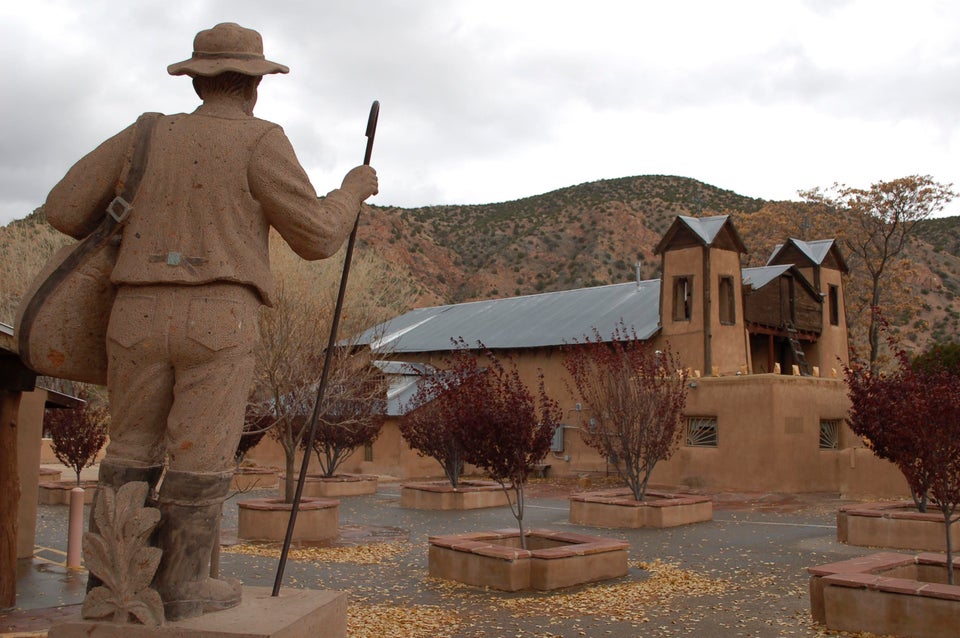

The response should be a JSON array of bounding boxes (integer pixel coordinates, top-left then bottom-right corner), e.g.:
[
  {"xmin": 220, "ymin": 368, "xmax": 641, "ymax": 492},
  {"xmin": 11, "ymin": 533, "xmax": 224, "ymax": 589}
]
[
  {"xmin": 742, "ymin": 265, "xmax": 792, "ymax": 290},
  {"xmin": 373, "ymin": 361, "xmax": 435, "ymax": 416},
  {"xmin": 678, "ymin": 215, "xmax": 730, "ymax": 245},
  {"xmin": 767, "ymin": 238, "xmax": 838, "ymax": 267},
  {"xmin": 0, "ymin": 321, "xmax": 14, "ymax": 354},
  {"xmin": 355, "ymin": 280, "xmax": 663, "ymax": 354}
]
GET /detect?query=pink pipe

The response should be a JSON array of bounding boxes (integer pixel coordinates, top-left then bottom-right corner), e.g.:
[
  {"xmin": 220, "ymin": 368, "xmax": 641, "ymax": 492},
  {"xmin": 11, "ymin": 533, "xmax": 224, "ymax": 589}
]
[{"xmin": 67, "ymin": 487, "xmax": 84, "ymax": 569}]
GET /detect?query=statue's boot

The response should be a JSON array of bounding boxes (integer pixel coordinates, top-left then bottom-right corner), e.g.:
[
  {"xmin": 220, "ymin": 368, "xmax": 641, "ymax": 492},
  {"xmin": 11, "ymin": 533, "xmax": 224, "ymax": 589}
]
[
  {"xmin": 86, "ymin": 460, "xmax": 164, "ymax": 592},
  {"xmin": 152, "ymin": 469, "xmax": 241, "ymax": 621}
]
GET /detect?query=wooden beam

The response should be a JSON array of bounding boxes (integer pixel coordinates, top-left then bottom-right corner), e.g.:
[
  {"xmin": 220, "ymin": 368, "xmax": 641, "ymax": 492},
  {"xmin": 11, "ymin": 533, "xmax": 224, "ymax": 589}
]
[{"xmin": 0, "ymin": 390, "xmax": 21, "ymax": 609}]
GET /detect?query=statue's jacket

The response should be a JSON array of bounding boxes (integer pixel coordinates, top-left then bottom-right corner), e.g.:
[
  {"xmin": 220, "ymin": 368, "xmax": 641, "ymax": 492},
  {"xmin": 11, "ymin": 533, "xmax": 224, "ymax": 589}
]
[{"xmin": 44, "ymin": 101, "xmax": 359, "ymax": 306}]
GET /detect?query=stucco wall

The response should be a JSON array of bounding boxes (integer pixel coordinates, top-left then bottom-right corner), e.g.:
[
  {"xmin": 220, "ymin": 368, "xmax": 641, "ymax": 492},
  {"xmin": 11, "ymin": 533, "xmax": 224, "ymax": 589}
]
[
  {"xmin": 16, "ymin": 388, "xmax": 48, "ymax": 558},
  {"xmin": 245, "ymin": 350, "xmax": 909, "ymax": 498}
]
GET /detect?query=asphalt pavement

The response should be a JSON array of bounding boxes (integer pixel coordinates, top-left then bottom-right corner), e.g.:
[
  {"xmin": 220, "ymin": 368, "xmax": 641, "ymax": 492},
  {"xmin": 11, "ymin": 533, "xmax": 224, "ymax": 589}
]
[{"xmin": 2, "ymin": 475, "xmax": 874, "ymax": 637}]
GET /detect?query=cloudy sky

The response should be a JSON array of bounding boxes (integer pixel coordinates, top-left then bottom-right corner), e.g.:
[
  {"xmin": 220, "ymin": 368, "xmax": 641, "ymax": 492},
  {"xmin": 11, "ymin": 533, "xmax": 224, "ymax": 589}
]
[{"xmin": 3, "ymin": 0, "xmax": 960, "ymax": 226}]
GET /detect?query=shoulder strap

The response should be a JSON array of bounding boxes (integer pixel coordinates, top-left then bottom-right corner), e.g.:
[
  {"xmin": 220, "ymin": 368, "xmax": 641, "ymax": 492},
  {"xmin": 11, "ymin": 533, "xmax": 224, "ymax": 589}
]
[
  {"xmin": 106, "ymin": 112, "xmax": 161, "ymax": 225},
  {"xmin": 17, "ymin": 113, "xmax": 161, "ymax": 367}
]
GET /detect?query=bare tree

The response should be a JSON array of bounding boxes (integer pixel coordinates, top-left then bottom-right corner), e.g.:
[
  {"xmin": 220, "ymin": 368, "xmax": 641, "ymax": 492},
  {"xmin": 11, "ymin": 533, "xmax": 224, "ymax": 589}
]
[
  {"xmin": 803, "ymin": 175, "xmax": 955, "ymax": 370},
  {"xmin": 564, "ymin": 324, "xmax": 689, "ymax": 501}
]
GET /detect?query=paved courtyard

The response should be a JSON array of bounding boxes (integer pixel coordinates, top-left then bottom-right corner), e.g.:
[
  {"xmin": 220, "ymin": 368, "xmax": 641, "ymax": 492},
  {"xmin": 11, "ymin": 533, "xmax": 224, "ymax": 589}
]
[{"xmin": 4, "ymin": 474, "xmax": 883, "ymax": 637}]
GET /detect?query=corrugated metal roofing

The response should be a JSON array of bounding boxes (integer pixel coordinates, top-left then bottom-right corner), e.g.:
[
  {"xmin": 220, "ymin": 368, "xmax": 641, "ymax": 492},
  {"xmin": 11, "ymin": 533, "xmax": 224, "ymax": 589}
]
[
  {"xmin": 355, "ymin": 280, "xmax": 663, "ymax": 353},
  {"xmin": 373, "ymin": 361, "xmax": 434, "ymax": 416},
  {"xmin": 742, "ymin": 265, "xmax": 791, "ymax": 290},
  {"xmin": 767, "ymin": 238, "xmax": 837, "ymax": 266},
  {"xmin": 678, "ymin": 215, "xmax": 730, "ymax": 245}
]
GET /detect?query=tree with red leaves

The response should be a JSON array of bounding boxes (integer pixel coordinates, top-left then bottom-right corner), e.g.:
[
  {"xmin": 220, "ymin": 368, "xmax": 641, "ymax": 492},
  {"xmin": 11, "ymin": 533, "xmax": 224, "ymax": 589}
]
[
  {"xmin": 45, "ymin": 388, "xmax": 108, "ymax": 486},
  {"xmin": 846, "ymin": 344, "xmax": 932, "ymax": 512},
  {"xmin": 846, "ymin": 342, "xmax": 960, "ymax": 583},
  {"xmin": 564, "ymin": 324, "xmax": 689, "ymax": 502},
  {"xmin": 457, "ymin": 346, "xmax": 562, "ymax": 546},
  {"xmin": 400, "ymin": 346, "xmax": 481, "ymax": 489}
]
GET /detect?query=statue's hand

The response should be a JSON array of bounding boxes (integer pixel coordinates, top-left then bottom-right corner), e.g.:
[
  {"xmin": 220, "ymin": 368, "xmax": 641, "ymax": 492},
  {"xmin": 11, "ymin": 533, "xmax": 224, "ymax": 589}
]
[{"xmin": 342, "ymin": 166, "xmax": 378, "ymax": 201}]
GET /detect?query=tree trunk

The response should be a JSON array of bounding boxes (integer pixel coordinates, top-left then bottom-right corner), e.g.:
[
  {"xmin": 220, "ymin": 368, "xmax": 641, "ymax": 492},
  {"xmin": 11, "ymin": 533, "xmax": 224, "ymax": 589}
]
[
  {"xmin": 945, "ymin": 509, "xmax": 956, "ymax": 586},
  {"xmin": 283, "ymin": 455, "xmax": 296, "ymax": 503}
]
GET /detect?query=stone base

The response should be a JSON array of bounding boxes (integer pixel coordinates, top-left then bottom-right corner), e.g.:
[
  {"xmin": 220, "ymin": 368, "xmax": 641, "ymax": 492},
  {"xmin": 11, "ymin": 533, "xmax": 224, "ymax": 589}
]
[
  {"xmin": 38, "ymin": 481, "xmax": 98, "ymax": 505},
  {"xmin": 837, "ymin": 501, "xmax": 959, "ymax": 551},
  {"xmin": 429, "ymin": 528, "xmax": 628, "ymax": 591},
  {"xmin": 47, "ymin": 586, "xmax": 346, "ymax": 638},
  {"xmin": 808, "ymin": 552, "xmax": 960, "ymax": 638},
  {"xmin": 569, "ymin": 488, "xmax": 713, "ymax": 528},
  {"xmin": 237, "ymin": 497, "xmax": 339, "ymax": 542},
  {"xmin": 400, "ymin": 481, "xmax": 509, "ymax": 510}
]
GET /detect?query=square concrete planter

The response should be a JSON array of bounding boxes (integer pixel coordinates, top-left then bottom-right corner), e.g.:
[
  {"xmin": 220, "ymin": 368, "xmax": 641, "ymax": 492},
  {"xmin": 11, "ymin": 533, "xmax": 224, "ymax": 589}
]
[
  {"xmin": 401, "ymin": 480, "xmax": 510, "ymax": 510},
  {"xmin": 429, "ymin": 528, "xmax": 629, "ymax": 591},
  {"xmin": 38, "ymin": 480, "xmax": 98, "ymax": 505},
  {"xmin": 237, "ymin": 496, "xmax": 339, "ymax": 542},
  {"xmin": 809, "ymin": 552, "xmax": 960, "ymax": 638},
  {"xmin": 837, "ymin": 501, "xmax": 960, "ymax": 551},
  {"xmin": 569, "ymin": 488, "xmax": 713, "ymax": 528},
  {"xmin": 278, "ymin": 473, "xmax": 378, "ymax": 498}
]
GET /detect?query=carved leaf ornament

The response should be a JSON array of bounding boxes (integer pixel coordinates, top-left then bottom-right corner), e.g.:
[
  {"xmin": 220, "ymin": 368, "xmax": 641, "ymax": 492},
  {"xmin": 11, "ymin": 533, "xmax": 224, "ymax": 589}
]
[{"xmin": 82, "ymin": 481, "xmax": 165, "ymax": 625}]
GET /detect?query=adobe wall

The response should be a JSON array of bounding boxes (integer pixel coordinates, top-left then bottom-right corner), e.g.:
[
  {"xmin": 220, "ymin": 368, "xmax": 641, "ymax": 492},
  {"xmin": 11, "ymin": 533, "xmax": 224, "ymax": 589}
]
[
  {"xmin": 16, "ymin": 388, "xmax": 48, "ymax": 558},
  {"xmin": 659, "ymin": 245, "xmax": 707, "ymax": 374},
  {"xmin": 245, "ymin": 352, "xmax": 908, "ymax": 498},
  {"xmin": 649, "ymin": 375, "xmax": 907, "ymax": 496},
  {"xmin": 706, "ymin": 247, "xmax": 749, "ymax": 376},
  {"xmin": 809, "ymin": 267, "xmax": 849, "ymax": 372}
]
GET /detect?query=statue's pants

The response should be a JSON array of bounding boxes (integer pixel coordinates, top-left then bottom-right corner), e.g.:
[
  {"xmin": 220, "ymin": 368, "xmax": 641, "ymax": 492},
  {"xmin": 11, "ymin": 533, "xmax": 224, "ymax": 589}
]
[{"xmin": 103, "ymin": 282, "xmax": 260, "ymax": 473}]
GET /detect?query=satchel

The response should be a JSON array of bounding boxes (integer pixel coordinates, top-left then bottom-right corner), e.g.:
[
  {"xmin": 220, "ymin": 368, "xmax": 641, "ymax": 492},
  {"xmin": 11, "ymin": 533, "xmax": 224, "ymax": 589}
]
[{"xmin": 14, "ymin": 113, "xmax": 161, "ymax": 385}]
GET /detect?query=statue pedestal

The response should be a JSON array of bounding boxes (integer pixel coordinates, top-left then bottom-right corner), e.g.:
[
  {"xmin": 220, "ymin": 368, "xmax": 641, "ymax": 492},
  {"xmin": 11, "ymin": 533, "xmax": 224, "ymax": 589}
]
[{"xmin": 48, "ymin": 587, "xmax": 346, "ymax": 638}]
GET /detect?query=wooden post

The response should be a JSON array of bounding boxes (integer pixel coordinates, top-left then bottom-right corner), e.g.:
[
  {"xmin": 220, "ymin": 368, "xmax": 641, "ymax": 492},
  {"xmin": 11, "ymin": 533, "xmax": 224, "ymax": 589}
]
[{"xmin": 0, "ymin": 390, "xmax": 21, "ymax": 609}]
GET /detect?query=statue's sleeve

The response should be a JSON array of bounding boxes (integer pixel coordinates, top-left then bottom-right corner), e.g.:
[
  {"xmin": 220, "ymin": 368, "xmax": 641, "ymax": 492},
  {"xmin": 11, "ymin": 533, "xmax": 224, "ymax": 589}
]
[
  {"xmin": 44, "ymin": 125, "xmax": 134, "ymax": 239},
  {"xmin": 250, "ymin": 127, "xmax": 360, "ymax": 261}
]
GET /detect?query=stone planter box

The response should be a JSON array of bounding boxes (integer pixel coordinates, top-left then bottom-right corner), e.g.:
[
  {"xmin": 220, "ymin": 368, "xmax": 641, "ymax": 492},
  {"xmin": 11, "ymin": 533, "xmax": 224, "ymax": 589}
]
[
  {"xmin": 429, "ymin": 528, "xmax": 629, "ymax": 591},
  {"xmin": 809, "ymin": 551, "xmax": 960, "ymax": 638},
  {"xmin": 837, "ymin": 501, "xmax": 959, "ymax": 551},
  {"xmin": 569, "ymin": 488, "xmax": 713, "ymax": 528},
  {"xmin": 401, "ymin": 480, "xmax": 510, "ymax": 510},
  {"xmin": 278, "ymin": 473, "xmax": 378, "ymax": 498},
  {"xmin": 38, "ymin": 480, "xmax": 97, "ymax": 505},
  {"xmin": 38, "ymin": 466, "xmax": 63, "ymax": 482},
  {"xmin": 232, "ymin": 466, "xmax": 278, "ymax": 491},
  {"xmin": 237, "ymin": 497, "xmax": 339, "ymax": 542}
]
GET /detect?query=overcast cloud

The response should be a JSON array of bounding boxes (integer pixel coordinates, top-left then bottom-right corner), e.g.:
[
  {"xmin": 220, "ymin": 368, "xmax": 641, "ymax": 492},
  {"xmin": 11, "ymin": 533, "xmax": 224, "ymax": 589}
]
[{"xmin": 2, "ymin": 0, "xmax": 960, "ymax": 225}]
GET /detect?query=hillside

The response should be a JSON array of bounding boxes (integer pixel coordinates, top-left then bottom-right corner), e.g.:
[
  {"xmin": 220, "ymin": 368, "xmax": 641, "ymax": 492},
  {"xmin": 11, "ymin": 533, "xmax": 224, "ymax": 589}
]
[{"xmin": 4, "ymin": 175, "xmax": 960, "ymax": 357}]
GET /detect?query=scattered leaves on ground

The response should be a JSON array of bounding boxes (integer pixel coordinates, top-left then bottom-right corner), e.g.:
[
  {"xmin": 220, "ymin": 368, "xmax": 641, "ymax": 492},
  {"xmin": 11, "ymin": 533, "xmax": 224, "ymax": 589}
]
[
  {"xmin": 223, "ymin": 541, "xmax": 409, "ymax": 564},
  {"xmin": 347, "ymin": 603, "xmax": 465, "ymax": 638}
]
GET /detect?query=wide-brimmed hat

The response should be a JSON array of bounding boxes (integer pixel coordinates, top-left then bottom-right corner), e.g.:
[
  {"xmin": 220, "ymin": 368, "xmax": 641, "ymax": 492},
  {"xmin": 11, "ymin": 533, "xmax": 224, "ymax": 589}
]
[{"xmin": 168, "ymin": 22, "xmax": 289, "ymax": 78}]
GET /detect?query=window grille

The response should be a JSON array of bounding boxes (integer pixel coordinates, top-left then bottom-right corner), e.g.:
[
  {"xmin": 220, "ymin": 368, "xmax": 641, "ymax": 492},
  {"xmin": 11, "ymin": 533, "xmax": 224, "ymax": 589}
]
[
  {"xmin": 364, "ymin": 443, "xmax": 374, "ymax": 462},
  {"xmin": 819, "ymin": 420, "xmax": 840, "ymax": 449},
  {"xmin": 686, "ymin": 417, "xmax": 718, "ymax": 447}
]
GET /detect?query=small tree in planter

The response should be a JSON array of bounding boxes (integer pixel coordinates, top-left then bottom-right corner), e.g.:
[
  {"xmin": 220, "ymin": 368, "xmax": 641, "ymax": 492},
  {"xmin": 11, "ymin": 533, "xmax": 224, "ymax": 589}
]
[
  {"xmin": 563, "ymin": 324, "xmax": 688, "ymax": 501},
  {"xmin": 305, "ymin": 350, "xmax": 386, "ymax": 478},
  {"xmin": 846, "ymin": 338, "xmax": 933, "ymax": 512},
  {"xmin": 457, "ymin": 345, "xmax": 562, "ymax": 547},
  {"xmin": 400, "ymin": 351, "xmax": 479, "ymax": 488},
  {"xmin": 45, "ymin": 387, "xmax": 108, "ymax": 485},
  {"xmin": 846, "ymin": 340, "xmax": 960, "ymax": 583}
]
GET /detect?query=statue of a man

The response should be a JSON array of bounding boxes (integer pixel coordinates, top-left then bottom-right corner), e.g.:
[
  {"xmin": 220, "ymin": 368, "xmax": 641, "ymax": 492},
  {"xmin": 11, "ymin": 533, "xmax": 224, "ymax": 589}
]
[{"xmin": 42, "ymin": 23, "xmax": 377, "ymax": 620}]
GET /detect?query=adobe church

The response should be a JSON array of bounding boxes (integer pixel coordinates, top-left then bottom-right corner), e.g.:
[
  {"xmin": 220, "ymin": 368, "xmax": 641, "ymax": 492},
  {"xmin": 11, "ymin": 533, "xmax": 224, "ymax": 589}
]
[{"xmin": 255, "ymin": 215, "xmax": 907, "ymax": 497}]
